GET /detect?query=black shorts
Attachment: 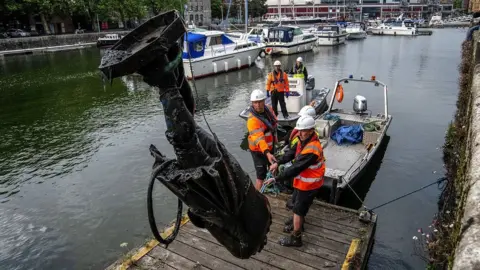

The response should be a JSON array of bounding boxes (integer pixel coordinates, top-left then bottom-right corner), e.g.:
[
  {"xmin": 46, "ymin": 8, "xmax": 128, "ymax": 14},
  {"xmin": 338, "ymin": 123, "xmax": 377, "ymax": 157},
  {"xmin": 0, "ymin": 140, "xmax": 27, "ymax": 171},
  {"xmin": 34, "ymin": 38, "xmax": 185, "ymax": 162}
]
[
  {"xmin": 292, "ymin": 188, "xmax": 320, "ymax": 217},
  {"xmin": 251, "ymin": 151, "xmax": 268, "ymax": 180}
]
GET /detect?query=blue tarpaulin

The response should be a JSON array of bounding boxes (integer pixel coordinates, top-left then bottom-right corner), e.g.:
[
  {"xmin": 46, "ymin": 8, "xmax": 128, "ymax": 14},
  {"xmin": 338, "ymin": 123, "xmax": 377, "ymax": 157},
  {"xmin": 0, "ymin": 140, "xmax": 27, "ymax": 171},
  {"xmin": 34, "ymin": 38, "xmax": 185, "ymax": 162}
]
[
  {"xmin": 183, "ymin": 32, "xmax": 207, "ymax": 59},
  {"xmin": 331, "ymin": 125, "xmax": 363, "ymax": 145}
]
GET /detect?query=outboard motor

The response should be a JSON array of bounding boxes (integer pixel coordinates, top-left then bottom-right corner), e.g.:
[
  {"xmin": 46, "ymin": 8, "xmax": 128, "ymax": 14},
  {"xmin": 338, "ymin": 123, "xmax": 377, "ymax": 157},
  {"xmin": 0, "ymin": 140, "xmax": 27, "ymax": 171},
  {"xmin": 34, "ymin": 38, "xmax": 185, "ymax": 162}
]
[
  {"xmin": 306, "ymin": 75, "xmax": 315, "ymax": 90},
  {"xmin": 353, "ymin": 95, "xmax": 367, "ymax": 114}
]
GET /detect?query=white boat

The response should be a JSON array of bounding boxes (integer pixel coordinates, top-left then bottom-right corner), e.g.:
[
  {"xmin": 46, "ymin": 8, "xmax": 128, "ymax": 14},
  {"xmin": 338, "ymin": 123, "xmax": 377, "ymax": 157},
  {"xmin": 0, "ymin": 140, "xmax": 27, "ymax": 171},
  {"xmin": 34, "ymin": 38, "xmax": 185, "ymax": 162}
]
[
  {"xmin": 264, "ymin": 26, "xmax": 317, "ymax": 55},
  {"xmin": 429, "ymin": 13, "xmax": 444, "ymax": 28},
  {"xmin": 263, "ymin": 15, "xmax": 325, "ymax": 25},
  {"xmin": 345, "ymin": 22, "xmax": 367, "ymax": 40},
  {"xmin": 225, "ymin": 28, "xmax": 265, "ymax": 44},
  {"xmin": 305, "ymin": 24, "xmax": 348, "ymax": 46},
  {"xmin": 278, "ymin": 75, "xmax": 392, "ymax": 204},
  {"xmin": 370, "ymin": 19, "xmax": 417, "ymax": 36},
  {"xmin": 182, "ymin": 30, "xmax": 266, "ymax": 80},
  {"xmin": 96, "ymin": 33, "xmax": 122, "ymax": 48},
  {"xmin": 238, "ymin": 75, "xmax": 330, "ymax": 127}
]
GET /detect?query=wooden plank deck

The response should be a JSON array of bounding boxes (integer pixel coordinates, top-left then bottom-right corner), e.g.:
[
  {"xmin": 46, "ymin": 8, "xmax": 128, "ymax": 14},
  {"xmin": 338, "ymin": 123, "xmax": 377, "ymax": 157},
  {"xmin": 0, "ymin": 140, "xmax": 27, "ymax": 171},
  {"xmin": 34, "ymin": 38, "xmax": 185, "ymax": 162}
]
[{"xmin": 106, "ymin": 194, "xmax": 376, "ymax": 270}]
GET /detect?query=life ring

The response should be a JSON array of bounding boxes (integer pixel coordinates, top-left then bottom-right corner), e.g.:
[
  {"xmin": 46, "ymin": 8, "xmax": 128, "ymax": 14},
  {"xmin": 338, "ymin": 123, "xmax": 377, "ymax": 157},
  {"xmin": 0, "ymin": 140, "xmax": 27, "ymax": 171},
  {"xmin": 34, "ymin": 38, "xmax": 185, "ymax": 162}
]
[
  {"xmin": 265, "ymin": 48, "xmax": 273, "ymax": 55},
  {"xmin": 258, "ymin": 49, "xmax": 266, "ymax": 58},
  {"xmin": 335, "ymin": 84, "xmax": 344, "ymax": 103}
]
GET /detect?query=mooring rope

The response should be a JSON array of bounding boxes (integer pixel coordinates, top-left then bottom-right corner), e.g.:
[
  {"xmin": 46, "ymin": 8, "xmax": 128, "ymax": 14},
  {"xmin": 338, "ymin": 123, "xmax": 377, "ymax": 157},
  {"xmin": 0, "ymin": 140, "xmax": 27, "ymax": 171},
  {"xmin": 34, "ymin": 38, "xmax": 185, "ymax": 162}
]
[{"xmin": 344, "ymin": 176, "xmax": 447, "ymax": 213}]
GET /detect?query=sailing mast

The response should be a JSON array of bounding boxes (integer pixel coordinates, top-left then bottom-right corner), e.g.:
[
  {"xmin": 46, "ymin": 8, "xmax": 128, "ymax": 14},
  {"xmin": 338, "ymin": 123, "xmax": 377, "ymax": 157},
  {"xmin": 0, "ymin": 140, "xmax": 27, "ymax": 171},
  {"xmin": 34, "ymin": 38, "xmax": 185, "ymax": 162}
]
[
  {"xmin": 278, "ymin": 0, "xmax": 282, "ymax": 26},
  {"xmin": 245, "ymin": 0, "xmax": 248, "ymax": 33}
]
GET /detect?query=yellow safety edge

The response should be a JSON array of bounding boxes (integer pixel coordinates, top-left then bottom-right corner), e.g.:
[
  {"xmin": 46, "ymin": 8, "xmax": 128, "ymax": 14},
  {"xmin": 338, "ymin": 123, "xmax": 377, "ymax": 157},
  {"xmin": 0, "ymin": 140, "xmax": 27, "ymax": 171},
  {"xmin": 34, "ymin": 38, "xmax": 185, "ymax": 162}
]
[
  {"xmin": 118, "ymin": 214, "xmax": 190, "ymax": 270},
  {"xmin": 342, "ymin": 238, "xmax": 361, "ymax": 270}
]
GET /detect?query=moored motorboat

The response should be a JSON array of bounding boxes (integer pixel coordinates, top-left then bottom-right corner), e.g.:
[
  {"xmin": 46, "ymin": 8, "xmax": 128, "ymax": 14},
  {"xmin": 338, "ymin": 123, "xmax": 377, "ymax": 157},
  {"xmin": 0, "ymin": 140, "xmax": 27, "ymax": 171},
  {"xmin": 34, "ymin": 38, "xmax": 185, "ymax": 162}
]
[
  {"xmin": 182, "ymin": 30, "xmax": 266, "ymax": 80},
  {"xmin": 238, "ymin": 75, "xmax": 330, "ymax": 127},
  {"xmin": 278, "ymin": 75, "xmax": 392, "ymax": 204},
  {"xmin": 345, "ymin": 22, "xmax": 367, "ymax": 40},
  {"xmin": 96, "ymin": 33, "xmax": 122, "ymax": 48},
  {"xmin": 370, "ymin": 19, "xmax": 417, "ymax": 36},
  {"xmin": 264, "ymin": 26, "xmax": 317, "ymax": 55},
  {"xmin": 305, "ymin": 24, "xmax": 348, "ymax": 46}
]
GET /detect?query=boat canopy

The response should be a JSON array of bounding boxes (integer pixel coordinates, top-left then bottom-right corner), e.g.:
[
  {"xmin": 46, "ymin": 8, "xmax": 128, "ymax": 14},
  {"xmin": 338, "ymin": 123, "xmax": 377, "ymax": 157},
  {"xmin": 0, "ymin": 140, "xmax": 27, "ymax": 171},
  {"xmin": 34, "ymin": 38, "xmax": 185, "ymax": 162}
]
[
  {"xmin": 266, "ymin": 27, "xmax": 298, "ymax": 43},
  {"xmin": 182, "ymin": 32, "xmax": 235, "ymax": 59}
]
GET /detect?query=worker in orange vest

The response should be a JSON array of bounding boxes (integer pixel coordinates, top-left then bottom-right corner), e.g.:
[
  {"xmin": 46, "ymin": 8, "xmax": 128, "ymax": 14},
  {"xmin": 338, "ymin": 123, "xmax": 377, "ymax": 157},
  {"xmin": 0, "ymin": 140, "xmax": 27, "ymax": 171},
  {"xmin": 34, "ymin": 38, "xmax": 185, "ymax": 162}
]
[
  {"xmin": 266, "ymin": 60, "xmax": 290, "ymax": 119},
  {"xmin": 247, "ymin": 89, "xmax": 278, "ymax": 190},
  {"xmin": 269, "ymin": 115, "xmax": 325, "ymax": 247},
  {"xmin": 281, "ymin": 105, "xmax": 319, "ymax": 196}
]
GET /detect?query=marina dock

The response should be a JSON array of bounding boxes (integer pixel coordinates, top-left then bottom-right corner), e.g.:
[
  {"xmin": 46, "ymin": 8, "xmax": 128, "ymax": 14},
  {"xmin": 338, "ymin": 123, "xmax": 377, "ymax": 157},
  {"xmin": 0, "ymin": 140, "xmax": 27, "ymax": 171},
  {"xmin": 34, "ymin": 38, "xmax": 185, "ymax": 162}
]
[{"xmin": 106, "ymin": 195, "xmax": 376, "ymax": 270}]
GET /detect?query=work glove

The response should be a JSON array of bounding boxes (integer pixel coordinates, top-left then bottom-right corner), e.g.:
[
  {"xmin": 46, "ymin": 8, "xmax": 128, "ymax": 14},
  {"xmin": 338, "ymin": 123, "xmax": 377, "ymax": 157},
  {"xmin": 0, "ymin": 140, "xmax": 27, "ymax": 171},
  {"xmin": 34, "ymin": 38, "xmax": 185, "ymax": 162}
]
[
  {"xmin": 266, "ymin": 91, "xmax": 270, "ymax": 97},
  {"xmin": 286, "ymin": 91, "xmax": 289, "ymax": 98}
]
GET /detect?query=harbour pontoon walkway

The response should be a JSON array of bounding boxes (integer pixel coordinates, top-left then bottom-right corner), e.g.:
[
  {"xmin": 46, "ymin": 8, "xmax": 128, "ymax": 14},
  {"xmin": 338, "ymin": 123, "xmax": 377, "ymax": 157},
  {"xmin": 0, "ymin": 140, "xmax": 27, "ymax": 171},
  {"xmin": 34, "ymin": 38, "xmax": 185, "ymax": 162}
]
[{"xmin": 106, "ymin": 195, "xmax": 376, "ymax": 270}]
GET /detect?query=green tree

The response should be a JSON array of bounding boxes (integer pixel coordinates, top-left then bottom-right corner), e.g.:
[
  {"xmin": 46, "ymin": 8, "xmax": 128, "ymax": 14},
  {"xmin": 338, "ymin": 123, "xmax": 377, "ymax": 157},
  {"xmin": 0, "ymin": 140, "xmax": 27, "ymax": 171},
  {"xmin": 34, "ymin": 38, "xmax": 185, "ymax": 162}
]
[
  {"xmin": 248, "ymin": 0, "xmax": 267, "ymax": 18},
  {"xmin": 453, "ymin": 0, "xmax": 463, "ymax": 9},
  {"xmin": 149, "ymin": 0, "xmax": 187, "ymax": 15},
  {"xmin": 211, "ymin": 0, "xmax": 223, "ymax": 19},
  {"xmin": 22, "ymin": 0, "xmax": 83, "ymax": 34}
]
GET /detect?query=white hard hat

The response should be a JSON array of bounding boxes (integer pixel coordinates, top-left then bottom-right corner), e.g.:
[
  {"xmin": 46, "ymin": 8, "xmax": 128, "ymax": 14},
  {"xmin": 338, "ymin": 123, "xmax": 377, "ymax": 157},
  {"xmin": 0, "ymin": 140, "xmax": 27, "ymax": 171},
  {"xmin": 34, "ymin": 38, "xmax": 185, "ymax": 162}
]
[
  {"xmin": 296, "ymin": 115, "xmax": 316, "ymax": 130},
  {"xmin": 250, "ymin": 89, "xmax": 266, "ymax": 102},
  {"xmin": 274, "ymin": 60, "xmax": 281, "ymax": 66},
  {"xmin": 298, "ymin": 105, "xmax": 316, "ymax": 117},
  {"xmin": 296, "ymin": 57, "xmax": 303, "ymax": 62}
]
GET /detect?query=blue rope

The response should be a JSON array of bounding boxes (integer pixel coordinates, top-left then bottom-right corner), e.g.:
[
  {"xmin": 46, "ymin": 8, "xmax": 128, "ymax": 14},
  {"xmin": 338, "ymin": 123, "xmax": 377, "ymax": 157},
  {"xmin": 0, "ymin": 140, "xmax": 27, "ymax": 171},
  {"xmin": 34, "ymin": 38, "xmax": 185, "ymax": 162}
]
[
  {"xmin": 260, "ymin": 172, "xmax": 280, "ymax": 195},
  {"xmin": 323, "ymin": 113, "xmax": 340, "ymax": 121}
]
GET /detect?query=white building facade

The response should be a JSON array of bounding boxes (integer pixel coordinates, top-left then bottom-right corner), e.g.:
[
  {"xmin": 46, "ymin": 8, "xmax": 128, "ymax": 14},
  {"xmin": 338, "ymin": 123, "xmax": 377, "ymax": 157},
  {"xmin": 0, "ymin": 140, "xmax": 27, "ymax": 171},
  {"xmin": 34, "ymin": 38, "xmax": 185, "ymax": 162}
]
[{"xmin": 264, "ymin": 0, "xmax": 453, "ymax": 19}]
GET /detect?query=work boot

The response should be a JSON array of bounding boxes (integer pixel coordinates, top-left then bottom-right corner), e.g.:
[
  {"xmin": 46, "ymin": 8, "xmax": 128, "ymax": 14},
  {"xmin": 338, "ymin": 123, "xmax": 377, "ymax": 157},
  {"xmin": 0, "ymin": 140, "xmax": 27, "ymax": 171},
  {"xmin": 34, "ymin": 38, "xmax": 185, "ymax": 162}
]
[
  {"xmin": 283, "ymin": 223, "xmax": 305, "ymax": 233},
  {"xmin": 279, "ymin": 231, "xmax": 303, "ymax": 247},
  {"xmin": 284, "ymin": 216, "xmax": 293, "ymax": 226}
]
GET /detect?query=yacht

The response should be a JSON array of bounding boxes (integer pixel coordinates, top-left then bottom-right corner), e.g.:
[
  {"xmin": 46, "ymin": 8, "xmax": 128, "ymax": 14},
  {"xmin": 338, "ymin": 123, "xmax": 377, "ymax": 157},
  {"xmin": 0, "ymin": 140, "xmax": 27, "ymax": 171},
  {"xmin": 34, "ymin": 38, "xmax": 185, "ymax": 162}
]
[
  {"xmin": 264, "ymin": 25, "xmax": 317, "ymax": 55},
  {"xmin": 345, "ymin": 22, "xmax": 367, "ymax": 40},
  {"xmin": 370, "ymin": 19, "xmax": 417, "ymax": 36},
  {"xmin": 305, "ymin": 24, "xmax": 348, "ymax": 46},
  {"xmin": 182, "ymin": 30, "xmax": 266, "ymax": 79}
]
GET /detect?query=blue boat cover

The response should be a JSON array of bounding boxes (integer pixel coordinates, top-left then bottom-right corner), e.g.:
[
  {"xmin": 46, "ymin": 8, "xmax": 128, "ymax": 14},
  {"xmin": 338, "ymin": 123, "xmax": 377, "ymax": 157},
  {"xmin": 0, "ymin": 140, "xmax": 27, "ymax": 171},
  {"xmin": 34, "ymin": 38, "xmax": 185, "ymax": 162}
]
[
  {"xmin": 221, "ymin": 34, "xmax": 234, "ymax": 44},
  {"xmin": 183, "ymin": 32, "xmax": 207, "ymax": 59},
  {"xmin": 182, "ymin": 32, "xmax": 234, "ymax": 59},
  {"xmin": 330, "ymin": 125, "xmax": 363, "ymax": 145}
]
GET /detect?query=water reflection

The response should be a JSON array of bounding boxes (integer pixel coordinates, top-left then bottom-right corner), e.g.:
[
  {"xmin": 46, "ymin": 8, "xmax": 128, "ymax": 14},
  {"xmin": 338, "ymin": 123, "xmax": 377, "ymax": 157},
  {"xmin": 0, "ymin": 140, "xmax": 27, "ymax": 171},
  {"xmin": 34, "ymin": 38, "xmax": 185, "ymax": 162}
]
[
  {"xmin": 0, "ymin": 29, "xmax": 465, "ymax": 270},
  {"xmin": 340, "ymin": 135, "xmax": 391, "ymax": 209}
]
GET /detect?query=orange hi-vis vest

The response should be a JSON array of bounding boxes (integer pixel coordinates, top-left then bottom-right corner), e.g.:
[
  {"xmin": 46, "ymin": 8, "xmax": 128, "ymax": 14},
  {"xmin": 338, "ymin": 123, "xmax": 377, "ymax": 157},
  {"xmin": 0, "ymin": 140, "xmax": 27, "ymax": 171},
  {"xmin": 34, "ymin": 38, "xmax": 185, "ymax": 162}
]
[
  {"xmin": 247, "ymin": 106, "xmax": 277, "ymax": 153},
  {"xmin": 266, "ymin": 71, "xmax": 290, "ymax": 93},
  {"xmin": 293, "ymin": 134, "xmax": 325, "ymax": 191}
]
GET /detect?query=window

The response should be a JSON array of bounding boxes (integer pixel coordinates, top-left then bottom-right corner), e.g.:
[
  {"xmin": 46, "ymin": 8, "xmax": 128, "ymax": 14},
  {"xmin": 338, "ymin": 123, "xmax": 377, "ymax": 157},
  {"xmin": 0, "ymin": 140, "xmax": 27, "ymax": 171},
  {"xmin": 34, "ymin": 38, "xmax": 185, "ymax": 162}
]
[
  {"xmin": 195, "ymin": 6, "xmax": 198, "ymax": 11},
  {"xmin": 195, "ymin": 14, "xmax": 199, "ymax": 21},
  {"xmin": 194, "ymin": 41, "xmax": 203, "ymax": 52},
  {"xmin": 293, "ymin": 28, "xmax": 303, "ymax": 36},
  {"xmin": 209, "ymin": 36, "xmax": 223, "ymax": 46},
  {"xmin": 190, "ymin": 14, "xmax": 194, "ymax": 22},
  {"xmin": 201, "ymin": 6, "xmax": 203, "ymax": 10},
  {"xmin": 200, "ymin": 14, "xmax": 203, "ymax": 21},
  {"xmin": 288, "ymin": 30, "xmax": 293, "ymax": 39}
]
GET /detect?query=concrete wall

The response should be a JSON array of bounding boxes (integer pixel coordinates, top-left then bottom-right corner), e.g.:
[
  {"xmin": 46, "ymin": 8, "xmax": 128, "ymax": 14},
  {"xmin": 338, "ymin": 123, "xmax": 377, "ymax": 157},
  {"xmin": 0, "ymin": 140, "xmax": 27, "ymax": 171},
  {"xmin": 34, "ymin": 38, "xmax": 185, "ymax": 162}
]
[
  {"xmin": 452, "ymin": 32, "xmax": 480, "ymax": 269},
  {"xmin": 0, "ymin": 31, "xmax": 130, "ymax": 52}
]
